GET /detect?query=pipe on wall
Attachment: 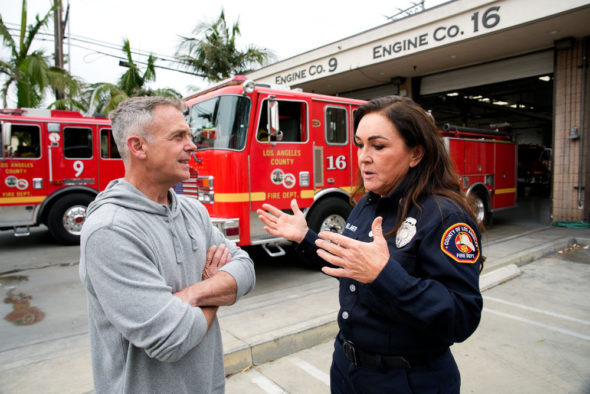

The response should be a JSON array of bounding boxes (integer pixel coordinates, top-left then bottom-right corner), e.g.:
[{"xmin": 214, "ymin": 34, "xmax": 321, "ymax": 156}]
[{"xmin": 578, "ymin": 37, "xmax": 587, "ymax": 209}]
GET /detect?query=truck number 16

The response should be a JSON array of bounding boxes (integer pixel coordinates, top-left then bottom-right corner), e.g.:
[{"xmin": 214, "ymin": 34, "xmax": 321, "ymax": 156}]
[{"xmin": 327, "ymin": 155, "xmax": 347, "ymax": 170}]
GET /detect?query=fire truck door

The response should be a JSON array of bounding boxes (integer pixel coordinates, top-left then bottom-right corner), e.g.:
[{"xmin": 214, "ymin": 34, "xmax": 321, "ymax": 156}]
[
  {"xmin": 97, "ymin": 127, "xmax": 124, "ymax": 190},
  {"xmin": 0, "ymin": 122, "xmax": 46, "ymax": 226},
  {"xmin": 315, "ymin": 104, "xmax": 354, "ymax": 195},
  {"xmin": 249, "ymin": 98, "xmax": 314, "ymax": 213},
  {"xmin": 48, "ymin": 124, "xmax": 98, "ymax": 190}
]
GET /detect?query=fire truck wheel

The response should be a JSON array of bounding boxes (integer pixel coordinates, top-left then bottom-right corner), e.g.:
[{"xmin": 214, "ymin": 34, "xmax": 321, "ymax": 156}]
[
  {"xmin": 472, "ymin": 193, "xmax": 491, "ymax": 226},
  {"xmin": 308, "ymin": 198, "xmax": 352, "ymax": 235},
  {"xmin": 47, "ymin": 193, "xmax": 95, "ymax": 245}
]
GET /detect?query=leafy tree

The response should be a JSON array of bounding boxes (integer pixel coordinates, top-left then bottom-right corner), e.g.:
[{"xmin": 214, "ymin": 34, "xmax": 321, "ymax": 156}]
[
  {"xmin": 0, "ymin": 0, "xmax": 80, "ymax": 108},
  {"xmin": 176, "ymin": 9, "xmax": 274, "ymax": 82},
  {"xmin": 85, "ymin": 39, "xmax": 181, "ymax": 115}
]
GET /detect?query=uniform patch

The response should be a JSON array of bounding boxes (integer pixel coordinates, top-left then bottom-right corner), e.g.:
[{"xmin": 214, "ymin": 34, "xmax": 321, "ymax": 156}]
[
  {"xmin": 396, "ymin": 217, "xmax": 417, "ymax": 248},
  {"xmin": 441, "ymin": 223, "xmax": 480, "ymax": 263}
]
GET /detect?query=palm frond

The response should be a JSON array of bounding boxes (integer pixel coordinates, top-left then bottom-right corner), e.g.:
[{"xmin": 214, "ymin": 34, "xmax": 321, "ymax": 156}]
[{"xmin": 175, "ymin": 9, "xmax": 274, "ymax": 82}]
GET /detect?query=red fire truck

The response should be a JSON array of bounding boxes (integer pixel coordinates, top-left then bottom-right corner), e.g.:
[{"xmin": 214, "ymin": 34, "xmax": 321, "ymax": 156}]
[
  {"xmin": 440, "ymin": 123, "xmax": 517, "ymax": 225},
  {"xmin": 1, "ymin": 108, "xmax": 124, "ymax": 244},
  {"xmin": 181, "ymin": 76, "xmax": 516, "ymax": 256}
]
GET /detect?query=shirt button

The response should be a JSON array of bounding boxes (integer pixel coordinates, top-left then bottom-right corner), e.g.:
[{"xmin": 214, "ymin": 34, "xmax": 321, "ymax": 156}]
[
  {"xmin": 342, "ymin": 311, "xmax": 349, "ymax": 320},
  {"xmin": 349, "ymin": 284, "xmax": 356, "ymax": 292}
]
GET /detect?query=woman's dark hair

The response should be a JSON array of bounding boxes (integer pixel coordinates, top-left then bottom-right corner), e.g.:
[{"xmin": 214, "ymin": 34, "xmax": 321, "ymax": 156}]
[{"xmin": 352, "ymin": 96, "xmax": 480, "ymax": 235}]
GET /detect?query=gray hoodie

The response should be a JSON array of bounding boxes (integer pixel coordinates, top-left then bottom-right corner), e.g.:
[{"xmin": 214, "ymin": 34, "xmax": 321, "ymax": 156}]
[{"xmin": 79, "ymin": 179, "xmax": 255, "ymax": 394}]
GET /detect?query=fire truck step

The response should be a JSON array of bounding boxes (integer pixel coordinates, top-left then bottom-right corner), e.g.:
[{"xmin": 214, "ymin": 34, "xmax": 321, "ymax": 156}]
[
  {"xmin": 13, "ymin": 227, "xmax": 31, "ymax": 237},
  {"xmin": 262, "ymin": 243, "xmax": 287, "ymax": 258}
]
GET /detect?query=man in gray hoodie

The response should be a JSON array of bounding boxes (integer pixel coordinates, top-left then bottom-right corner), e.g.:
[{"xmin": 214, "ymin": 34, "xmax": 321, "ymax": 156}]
[{"xmin": 79, "ymin": 96, "xmax": 255, "ymax": 393}]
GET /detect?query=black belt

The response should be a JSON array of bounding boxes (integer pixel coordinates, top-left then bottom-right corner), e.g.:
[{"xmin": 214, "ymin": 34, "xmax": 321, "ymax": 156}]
[{"xmin": 337, "ymin": 334, "xmax": 446, "ymax": 369}]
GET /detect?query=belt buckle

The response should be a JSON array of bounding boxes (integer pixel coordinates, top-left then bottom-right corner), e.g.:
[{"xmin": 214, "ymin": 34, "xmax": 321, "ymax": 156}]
[{"xmin": 342, "ymin": 339, "xmax": 359, "ymax": 366}]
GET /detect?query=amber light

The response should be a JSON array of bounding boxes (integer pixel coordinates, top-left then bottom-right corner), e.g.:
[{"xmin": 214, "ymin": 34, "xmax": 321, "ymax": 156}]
[{"xmin": 196, "ymin": 176, "xmax": 213, "ymax": 189}]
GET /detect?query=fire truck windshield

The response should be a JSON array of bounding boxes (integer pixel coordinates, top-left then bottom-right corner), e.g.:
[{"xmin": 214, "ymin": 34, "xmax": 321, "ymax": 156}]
[{"xmin": 187, "ymin": 95, "xmax": 250, "ymax": 151}]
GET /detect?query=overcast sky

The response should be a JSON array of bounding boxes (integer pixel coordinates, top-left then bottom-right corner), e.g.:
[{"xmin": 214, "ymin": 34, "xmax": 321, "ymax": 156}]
[{"xmin": 1, "ymin": 0, "xmax": 446, "ymax": 105}]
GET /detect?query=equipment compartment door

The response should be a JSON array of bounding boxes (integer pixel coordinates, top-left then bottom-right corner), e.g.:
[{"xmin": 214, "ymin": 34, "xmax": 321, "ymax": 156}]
[{"xmin": 494, "ymin": 142, "xmax": 517, "ymax": 209}]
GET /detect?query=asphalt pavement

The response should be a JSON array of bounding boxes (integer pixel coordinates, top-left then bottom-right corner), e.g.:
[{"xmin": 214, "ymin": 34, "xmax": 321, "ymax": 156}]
[{"xmin": 0, "ymin": 208, "xmax": 589, "ymax": 393}]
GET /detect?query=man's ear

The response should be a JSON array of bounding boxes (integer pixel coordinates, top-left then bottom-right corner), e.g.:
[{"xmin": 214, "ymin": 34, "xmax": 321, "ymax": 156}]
[
  {"xmin": 127, "ymin": 136, "xmax": 146, "ymax": 159},
  {"xmin": 410, "ymin": 145, "xmax": 424, "ymax": 168}
]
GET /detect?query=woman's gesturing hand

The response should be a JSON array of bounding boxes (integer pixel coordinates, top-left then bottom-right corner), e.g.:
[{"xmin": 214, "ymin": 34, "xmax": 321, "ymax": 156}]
[
  {"xmin": 257, "ymin": 199, "xmax": 309, "ymax": 243},
  {"xmin": 316, "ymin": 217, "xmax": 389, "ymax": 283}
]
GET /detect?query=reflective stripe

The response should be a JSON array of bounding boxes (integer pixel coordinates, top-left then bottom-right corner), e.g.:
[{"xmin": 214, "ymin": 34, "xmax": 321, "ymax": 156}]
[
  {"xmin": 214, "ymin": 192, "xmax": 266, "ymax": 203},
  {"xmin": 0, "ymin": 196, "xmax": 46, "ymax": 204},
  {"xmin": 495, "ymin": 188, "xmax": 516, "ymax": 195},
  {"xmin": 300, "ymin": 190, "xmax": 315, "ymax": 199},
  {"xmin": 213, "ymin": 186, "xmax": 354, "ymax": 203}
]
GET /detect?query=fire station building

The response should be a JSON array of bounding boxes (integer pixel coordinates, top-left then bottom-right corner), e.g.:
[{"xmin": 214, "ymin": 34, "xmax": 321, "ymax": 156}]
[{"xmin": 247, "ymin": 0, "xmax": 590, "ymax": 223}]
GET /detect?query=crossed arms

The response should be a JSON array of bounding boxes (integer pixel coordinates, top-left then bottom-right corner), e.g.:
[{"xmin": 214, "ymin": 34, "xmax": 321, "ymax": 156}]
[{"xmin": 173, "ymin": 244, "xmax": 237, "ymax": 328}]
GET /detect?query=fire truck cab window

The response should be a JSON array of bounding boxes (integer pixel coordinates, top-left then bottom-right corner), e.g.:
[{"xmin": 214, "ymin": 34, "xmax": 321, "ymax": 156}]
[
  {"xmin": 1, "ymin": 124, "xmax": 41, "ymax": 158},
  {"xmin": 100, "ymin": 128, "xmax": 121, "ymax": 159},
  {"xmin": 64, "ymin": 127, "xmax": 93, "ymax": 159},
  {"xmin": 187, "ymin": 95, "xmax": 250, "ymax": 151},
  {"xmin": 257, "ymin": 100, "xmax": 307, "ymax": 143},
  {"xmin": 325, "ymin": 107, "xmax": 347, "ymax": 144}
]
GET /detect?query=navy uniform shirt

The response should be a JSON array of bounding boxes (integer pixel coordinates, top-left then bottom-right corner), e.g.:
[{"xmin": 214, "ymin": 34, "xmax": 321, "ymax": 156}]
[{"xmin": 297, "ymin": 188, "xmax": 483, "ymax": 357}]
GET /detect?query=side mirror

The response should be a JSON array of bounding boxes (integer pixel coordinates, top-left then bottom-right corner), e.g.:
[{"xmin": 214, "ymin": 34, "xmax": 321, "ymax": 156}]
[
  {"xmin": 1, "ymin": 122, "xmax": 12, "ymax": 157},
  {"xmin": 267, "ymin": 97, "xmax": 280, "ymax": 139}
]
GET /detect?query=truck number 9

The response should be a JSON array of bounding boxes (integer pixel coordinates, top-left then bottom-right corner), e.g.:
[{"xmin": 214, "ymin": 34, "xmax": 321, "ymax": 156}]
[{"xmin": 74, "ymin": 160, "xmax": 84, "ymax": 177}]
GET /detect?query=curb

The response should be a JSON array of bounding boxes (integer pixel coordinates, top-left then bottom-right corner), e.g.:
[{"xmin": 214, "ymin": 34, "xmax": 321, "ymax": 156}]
[
  {"xmin": 224, "ymin": 321, "xmax": 338, "ymax": 375},
  {"xmin": 480, "ymin": 264, "xmax": 521, "ymax": 291},
  {"xmin": 481, "ymin": 237, "xmax": 590, "ymax": 276}
]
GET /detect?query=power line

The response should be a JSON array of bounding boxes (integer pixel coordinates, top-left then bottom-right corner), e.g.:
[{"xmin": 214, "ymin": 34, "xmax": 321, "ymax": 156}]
[
  {"xmin": 3, "ymin": 31, "xmax": 202, "ymax": 81},
  {"xmin": 4, "ymin": 23, "xmax": 183, "ymax": 65},
  {"xmin": 15, "ymin": 34, "xmax": 203, "ymax": 77}
]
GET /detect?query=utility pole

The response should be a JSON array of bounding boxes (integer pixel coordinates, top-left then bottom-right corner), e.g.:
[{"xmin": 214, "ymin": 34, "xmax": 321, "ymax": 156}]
[{"xmin": 53, "ymin": 0, "xmax": 69, "ymax": 99}]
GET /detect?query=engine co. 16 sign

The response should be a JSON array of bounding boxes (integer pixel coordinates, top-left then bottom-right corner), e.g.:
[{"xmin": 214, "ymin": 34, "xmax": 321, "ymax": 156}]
[{"xmin": 372, "ymin": 6, "xmax": 501, "ymax": 60}]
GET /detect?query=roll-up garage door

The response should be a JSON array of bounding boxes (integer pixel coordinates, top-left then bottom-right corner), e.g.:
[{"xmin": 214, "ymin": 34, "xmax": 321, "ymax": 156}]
[{"xmin": 420, "ymin": 50, "xmax": 553, "ymax": 95}]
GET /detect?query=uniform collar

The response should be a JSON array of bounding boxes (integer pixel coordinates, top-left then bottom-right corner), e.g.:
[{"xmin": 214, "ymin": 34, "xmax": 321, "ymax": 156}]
[{"xmin": 366, "ymin": 180, "xmax": 407, "ymax": 206}]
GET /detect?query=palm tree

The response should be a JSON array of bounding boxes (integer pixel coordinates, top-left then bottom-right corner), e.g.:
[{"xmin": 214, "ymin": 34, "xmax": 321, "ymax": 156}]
[
  {"xmin": 176, "ymin": 9, "xmax": 274, "ymax": 82},
  {"xmin": 46, "ymin": 67, "xmax": 84, "ymax": 111},
  {"xmin": 0, "ymin": 0, "xmax": 80, "ymax": 108},
  {"xmin": 85, "ymin": 39, "xmax": 181, "ymax": 115},
  {"xmin": 118, "ymin": 39, "xmax": 156, "ymax": 96}
]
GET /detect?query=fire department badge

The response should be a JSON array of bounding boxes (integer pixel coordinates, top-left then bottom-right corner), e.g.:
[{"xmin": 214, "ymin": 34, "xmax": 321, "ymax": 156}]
[
  {"xmin": 441, "ymin": 223, "xmax": 480, "ymax": 263},
  {"xmin": 396, "ymin": 217, "xmax": 417, "ymax": 248}
]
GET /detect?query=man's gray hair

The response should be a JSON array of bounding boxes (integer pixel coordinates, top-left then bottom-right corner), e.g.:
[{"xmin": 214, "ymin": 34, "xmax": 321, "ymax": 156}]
[{"xmin": 109, "ymin": 96, "xmax": 185, "ymax": 161}]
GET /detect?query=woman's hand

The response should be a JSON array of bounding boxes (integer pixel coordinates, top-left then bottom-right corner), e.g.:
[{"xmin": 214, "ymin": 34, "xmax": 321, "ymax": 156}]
[
  {"xmin": 316, "ymin": 217, "xmax": 389, "ymax": 283},
  {"xmin": 257, "ymin": 199, "xmax": 309, "ymax": 243}
]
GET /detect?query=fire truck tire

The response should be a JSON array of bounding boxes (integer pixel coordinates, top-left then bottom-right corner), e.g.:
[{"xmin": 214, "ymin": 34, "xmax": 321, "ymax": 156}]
[
  {"xmin": 472, "ymin": 193, "xmax": 491, "ymax": 226},
  {"xmin": 307, "ymin": 198, "xmax": 352, "ymax": 235},
  {"xmin": 47, "ymin": 193, "xmax": 95, "ymax": 245}
]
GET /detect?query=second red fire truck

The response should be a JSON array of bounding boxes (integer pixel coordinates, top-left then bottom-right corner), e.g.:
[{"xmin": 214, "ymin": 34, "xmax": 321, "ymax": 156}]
[{"xmin": 0, "ymin": 108, "xmax": 123, "ymax": 244}]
